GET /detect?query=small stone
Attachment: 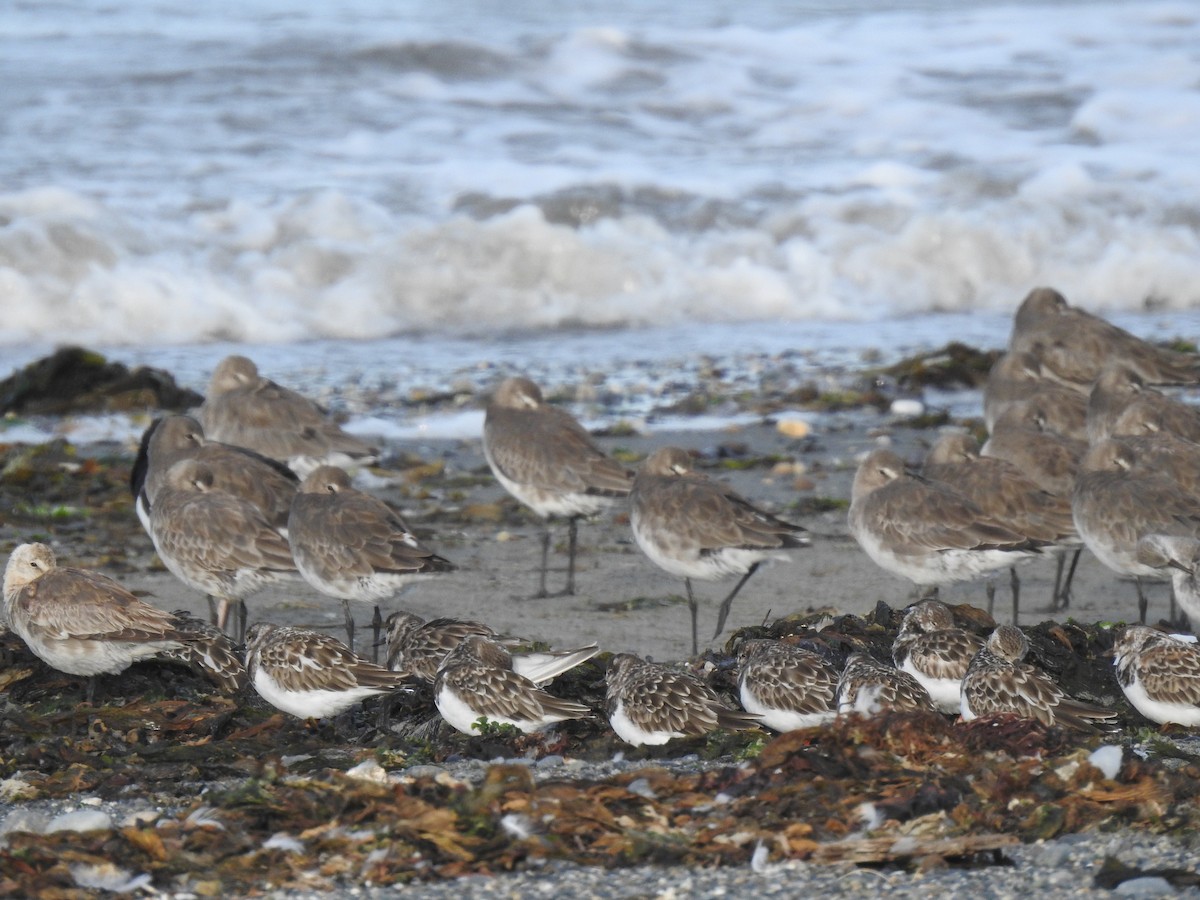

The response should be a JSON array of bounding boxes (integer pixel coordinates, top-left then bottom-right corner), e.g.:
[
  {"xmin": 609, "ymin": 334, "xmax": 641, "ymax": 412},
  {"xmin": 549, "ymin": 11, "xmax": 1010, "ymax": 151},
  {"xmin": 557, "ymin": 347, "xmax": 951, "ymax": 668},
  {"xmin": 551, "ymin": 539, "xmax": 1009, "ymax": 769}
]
[
  {"xmin": 46, "ymin": 810, "xmax": 113, "ymax": 834},
  {"xmin": 777, "ymin": 419, "xmax": 811, "ymax": 439},
  {"xmin": 1114, "ymin": 876, "xmax": 1174, "ymax": 896}
]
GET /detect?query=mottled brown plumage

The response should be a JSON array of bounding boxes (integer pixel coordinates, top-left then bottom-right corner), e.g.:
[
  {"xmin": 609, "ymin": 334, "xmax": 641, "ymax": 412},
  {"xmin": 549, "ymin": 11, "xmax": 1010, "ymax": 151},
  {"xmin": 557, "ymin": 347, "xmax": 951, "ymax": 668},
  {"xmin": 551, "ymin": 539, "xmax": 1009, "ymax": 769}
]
[
  {"xmin": 836, "ymin": 652, "xmax": 936, "ymax": 716},
  {"xmin": 1113, "ymin": 626, "xmax": 1200, "ymax": 725},
  {"xmin": 736, "ymin": 639, "xmax": 838, "ymax": 731},
  {"xmin": 606, "ymin": 652, "xmax": 760, "ymax": 745},
  {"xmin": 983, "ymin": 350, "xmax": 1088, "ymax": 440},
  {"xmin": 961, "ymin": 625, "xmax": 1117, "ymax": 731},
  {"xmin": 891, "ymin": 600, "xmax": 984, "ymax": 713},
  {"xmin": 434, "ymin": 635, "xmax": 592, "ymax": 734}
]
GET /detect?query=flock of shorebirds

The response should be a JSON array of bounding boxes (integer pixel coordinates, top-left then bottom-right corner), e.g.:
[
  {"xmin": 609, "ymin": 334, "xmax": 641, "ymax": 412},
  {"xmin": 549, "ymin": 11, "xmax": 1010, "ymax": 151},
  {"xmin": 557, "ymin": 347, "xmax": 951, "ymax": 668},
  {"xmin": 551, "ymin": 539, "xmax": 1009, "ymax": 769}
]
[{"xmin": 4, "ymin": 286, "xmax": 1200, "ymax": 746}]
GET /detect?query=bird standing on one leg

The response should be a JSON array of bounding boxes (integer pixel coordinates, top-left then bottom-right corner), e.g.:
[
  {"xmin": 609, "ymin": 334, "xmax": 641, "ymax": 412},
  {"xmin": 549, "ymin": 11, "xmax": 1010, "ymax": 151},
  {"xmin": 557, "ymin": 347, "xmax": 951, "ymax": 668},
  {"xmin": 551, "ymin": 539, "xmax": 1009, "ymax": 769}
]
[
  {"xmin": 483, "ymin": 376, "xmax": 633, "ymax": 598},
  {"xmin": 629, "ymin": 447, "xmax": 809, "ymax": 655}
]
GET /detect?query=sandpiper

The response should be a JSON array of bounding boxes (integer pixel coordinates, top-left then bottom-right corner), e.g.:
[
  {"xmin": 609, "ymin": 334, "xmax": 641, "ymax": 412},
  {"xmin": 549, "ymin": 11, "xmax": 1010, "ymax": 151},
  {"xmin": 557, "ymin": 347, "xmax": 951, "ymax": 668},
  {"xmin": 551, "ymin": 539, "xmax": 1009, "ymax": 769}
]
[
  {"xmin": 155, "ymin": 609, "xmax": 248, "ymax": 694},
  {"xmin": 482, "ymin": 376, "xmax": 634, "ymax": 598},
  {"xmin": 1072, "ymin": 438, "xmax": 1200, "ymax": 623},
  {"xmin": 1008, "ymin": 287, "xmax": 1200, "ymax": 387},
  {"xmin": 922, "ymin": 433, "xmax": 1079, "ymax": 618},
  {"xmin": 630, "ymin": 446, "xmax": 809, "ymax": 654},
  {"xmin": 849, "ymin": 448, "xmax": 1043, "ymax": 603},
  {"xmin": 383, "ymin": 610, "xmax": 599, "ymax": 685},
  {"xmin": 605, "ymin": 652, "xmax": 760, "ymax": 746},
  {"xmin": 736, "ymin": 639, "xmax": 839, "ymax": 731},
  {"xmin": 960, "ymin": 625, "xmax": 1117, "ymax": 730},
  {"xmin": 198, "ymin": 354, "xmax": 379, "ymax": 476},
  {"xmin": 891, "ymin": 600, "xmax": 984, "ymax": 714},
  {"xmin": 132, "ymin": 414, "xmax": 298, "ymax": 537},
  {"xmin": 433, "ymin": 635, "xmax": 592, "ymax": 735},
  {"xmin": 288, "ymin": 465, "xmax": 454, "ymax": 653},
  {"xmin": 835, "ymin": 652, "xmax": 937, "ymax": 716},
  {"xmin": 981, "ymin": 400, "xmax": 1086, "ymax": 498},
  {"xmin": 1135, "ymin": 535, "xmax": 1200, "ymax": 627},
  {"xmin": 983, "ymin": 350, "xmax": 1088, "ymax": 441},
  {"xmin": 149, "ymin": 457, "xmax": 297, "ymax": 639},
  {"xmin": 5, "ymin": 543, "xmax": 191, "ymax": 701},
  {"xmin": 1112, "ymin": 625, "xmax": 1200, "ymax": 727},
  {"xmin": 245, "ymin": 623, "xmax": 411, "ymax": 720}
]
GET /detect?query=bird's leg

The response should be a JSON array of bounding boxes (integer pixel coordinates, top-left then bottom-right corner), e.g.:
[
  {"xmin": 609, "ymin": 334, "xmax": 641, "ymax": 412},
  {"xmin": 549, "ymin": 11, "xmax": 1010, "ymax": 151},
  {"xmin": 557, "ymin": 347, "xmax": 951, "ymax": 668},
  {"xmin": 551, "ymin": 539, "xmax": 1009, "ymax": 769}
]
[
  {"xmin": 216, "ymin": 598, "xmax": 233, "ymax": 635},
  {"xmin": 534, "ymin": 527, "xmax": 552, "ymax": 599},
  {"xmin": 371, "ymin": 605, "xmax": 384, "ymax": 663},
  {"xmin": 85, "ymin": 675, "xmax": 98, "ymax": 706},
  {"xmin": 1135, "ymin": 577, "xmax": 1148, "ymax": 624},
  {"xmin": 1053, "ymin": 549, "xmax": 1081, "ymax": 610},
  {"xmin": 342, "ymin": 599, "xmax": 356, "ymax": 651},
  {"xmin": 206, "ymin": 594, "xmax": 218, "ymax": 626},
  {"xmin": 236, "ymin": 600, "xmax": 248, "ymax": 645},
  {"xmin": 712, "ymin": 562, "xmax": 760, "ymax": 642},
  {"xmin": 562, "ymin": 516, "xmax": 579, "ymax": 596},
  {"xmin": 985, "ymin": 581, "xmax": 995, "ymax": 617},
  {"xmin": 686, "ymin": 579, "xmax": 699, "ymax": 657}
]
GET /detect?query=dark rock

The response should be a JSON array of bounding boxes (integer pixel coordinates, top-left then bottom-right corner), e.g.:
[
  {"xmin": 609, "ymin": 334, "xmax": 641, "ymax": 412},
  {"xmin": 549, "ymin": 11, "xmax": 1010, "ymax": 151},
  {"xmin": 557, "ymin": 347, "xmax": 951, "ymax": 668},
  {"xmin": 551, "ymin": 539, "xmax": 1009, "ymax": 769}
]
[{"xmin": 0, "ymin": 346, "xmax": 202, "ymax": 415}]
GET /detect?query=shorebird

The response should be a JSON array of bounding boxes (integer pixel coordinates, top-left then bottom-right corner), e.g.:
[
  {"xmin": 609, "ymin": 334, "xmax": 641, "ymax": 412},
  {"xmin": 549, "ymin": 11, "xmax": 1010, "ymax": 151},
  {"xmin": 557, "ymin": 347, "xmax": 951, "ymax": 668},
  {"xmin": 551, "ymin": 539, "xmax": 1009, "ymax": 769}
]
[
  {"xmin": 482, "ymin": 376, "xmax": 633, "ymax": 598},
  {"xmin": 960, "ymin": 625, "xmax": 1117, "ymax": 730},
  {"xmin": 1113, "ymin": 625, "xmax": 1200, "ymax": 727},
  {"xmin": 131, "ymin": 414, "xmax": 298, "ymax": 538},
  {"xmin": 245, "ymin": 623, "xmax": 411, "ymax": 720},
  {"xmin": 382, "ymin": 610, "xmax": 599, "ymax": 684},
  {"xmin": 891, "ymin": 600, "xmax": 984, "ymax": 714},
  {"xmin": 981, "ymin": 400, "xmax": 1086, "ymax": 498},
  {"xmin": 835, "ymin": 652, "xmax": 936, "ymax": 716},
  {"xmin": 1072, "ymin": 438, "xmax": 1200, "ymax": 623},
  {"xmin": 1135, "ymin": 535, "xmax": 1200, "ymax": 628},
  {"xmin": 155, "ymin": 609, "xmax": 247, "ymax": 694},
  {"xmin": 149, "ymin": 458, "xmax": 297, "ymax": 639},
  {"xmin": 849, "ymin": 448, "xmax": 1043, "ymax": 605},
  {"xmin": 433, "ymin": 635, "xmax": 592, "ymax": 735},
  {"xmin": 922, "ymin": 433, "xmax": 1079, "ymax": 618},
  {"xmin": 630, "ymin": 446, "xmax": 809, "ymax": 655},
  {"xmin": 1008, "ymin": 287, "xmax": 1200, "ymax": 388},
  {"xmin": 1087, "ymin": 364, "xmax": 1200, "ymax": 445},
  {"xmin": 736, "ymin": 639, "xmax": 839, "ymax": 731},
  {"xmin": 983, "ymin": 350, "xmax": 1088, "ymax": 441},
  {"xmin": 288, "ymin": 465, "xmax": 454, "ymax": 653},
  {"xmin": 605, "ymin": 652, "xmax": 761, "ymax": 746},
  {"xmin": 5, "ymin": 543, "xmax": 201, "ymax": 702},
  {"xmin": 198, "ymin": 354, "xmax": 379, "ymax": 477}
]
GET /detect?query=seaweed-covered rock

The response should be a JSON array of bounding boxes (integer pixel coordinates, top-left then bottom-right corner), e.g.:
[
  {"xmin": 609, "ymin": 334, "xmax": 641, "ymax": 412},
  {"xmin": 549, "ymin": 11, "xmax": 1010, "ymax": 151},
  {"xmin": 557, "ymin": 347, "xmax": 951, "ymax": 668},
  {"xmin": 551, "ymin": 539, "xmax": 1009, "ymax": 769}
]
[{"xmin": 0, "ymin": 346, "xmax": 202, "ymax": 415}]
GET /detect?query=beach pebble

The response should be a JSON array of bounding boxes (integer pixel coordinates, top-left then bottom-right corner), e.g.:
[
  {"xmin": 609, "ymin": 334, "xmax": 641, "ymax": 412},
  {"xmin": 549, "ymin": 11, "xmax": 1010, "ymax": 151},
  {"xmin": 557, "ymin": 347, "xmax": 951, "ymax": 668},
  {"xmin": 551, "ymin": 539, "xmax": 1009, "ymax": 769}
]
[
  {"xmin": 776, "ymin": 419, "xmax": 810, "ymax": 439},
  {"xmin": 1089, "ymin": 745, "xmax": 1123, "ymax": 780},
  {"xmin": 1113, "ymin": 876, "xmax": 1175, "ymax": 896},
  {"xmin": 46, "ymin": 810, "xmax": 113, "ymax": 834},
  {"xmin": 889, "ymin": 398, "xmax": 925, "ymax": 417}
]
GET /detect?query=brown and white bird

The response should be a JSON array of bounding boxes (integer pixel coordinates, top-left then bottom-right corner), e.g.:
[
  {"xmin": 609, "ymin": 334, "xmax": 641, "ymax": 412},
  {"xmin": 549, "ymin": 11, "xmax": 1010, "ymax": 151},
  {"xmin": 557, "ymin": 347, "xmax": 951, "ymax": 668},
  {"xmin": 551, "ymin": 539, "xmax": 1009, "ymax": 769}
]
[
  {"xmin": 983, "ymin": 350, "xmax": 1088, "ymax": 441},
  {"xmin": 149, "ymin": 457, "xmax": 298, "ymax": 639},
  {"xmin": 4, "ymin": 543, "xmax": 216, "ymax": 701},
  {"xmin": 382, "ymin": 610, "xmax": 598, "ymax": 685},
  {"xmin": 605, "ymin": 652, "xmax": 760, "ymax": 746},
  {"xmin": 835, "ymin": 652, "xmax": 937, "ymax": 716},
  {"xmin": 1135, "ymin": 534, "xmax": 1200, "ymax": 628},
  {"xmin": 482, "ymin": 376, "xmax": 634, "ymax": 598},
  {"xmin": 433, "ymin": 635, "xmax": 592, "ymax": 735},
  {"xmin": 891, "ymin": 599, "xmax": 984, "ymax": 714},
  {"xmin": 630, "ymin": 446, "xmax": 809, "ymax": 654},
  {"xmin": 1087, "ymin": 364, "xmax": 1200, "ymax": 445},
  {"xmin": 849, "ymin": 448, "xmax": 1043, "ymax": 603},
  {"xmin": 922, "ymin": 433, "xmax": 1079, "ymax": 619},
  {"xmin": 1072, "ymin": 438, "xmax": 1200, "ymax": 623},
  {"xmin": 198, "ymin": 354, "xmax": 379, "ymax": 477},
  {"xmin": 960, "ymin": 624, "xmax": 1117, "ymax": 730},
  {"xmin": 1008, "ymin": 287, "xmax": 1200, "ymax": 388},
  {"xmin": 736, "ymin": 639, "xmax": 839, "ymax": 732},
  {"xmin": 154, "ymin": 609, "xmax": 248, "ymax": 694},
  {"xmin": 131, "ymin": 414, "xmax": 298, "ymax": 538},
  {"xmin": 288, "ymin": 465, "xmax": 454, "ymax": 652},
  {"xmin": 981, "ymin": 400, "xmax": 1086, "ymax": 498},
  {"xmin": 1113, "ymin": 625, "xmax": 1200, "ymax": 727},
  {"xmin": 245, "ymin": 623, "xmax": 411, "ymax": 720}
]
